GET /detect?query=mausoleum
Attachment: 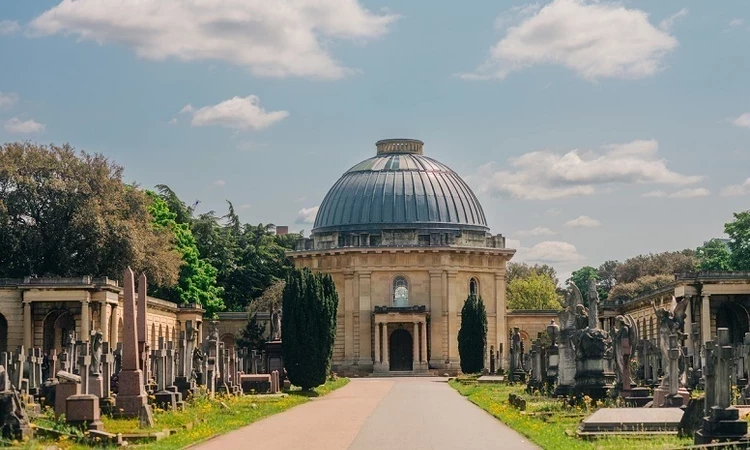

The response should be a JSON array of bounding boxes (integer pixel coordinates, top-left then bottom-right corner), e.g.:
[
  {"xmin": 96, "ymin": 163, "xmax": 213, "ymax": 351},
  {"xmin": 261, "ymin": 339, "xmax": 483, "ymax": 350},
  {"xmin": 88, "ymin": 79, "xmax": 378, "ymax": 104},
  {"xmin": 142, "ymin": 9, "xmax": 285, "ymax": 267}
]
[{"xmin": 289, "ymin": 139, "xmax": 515, "ymax": 375}]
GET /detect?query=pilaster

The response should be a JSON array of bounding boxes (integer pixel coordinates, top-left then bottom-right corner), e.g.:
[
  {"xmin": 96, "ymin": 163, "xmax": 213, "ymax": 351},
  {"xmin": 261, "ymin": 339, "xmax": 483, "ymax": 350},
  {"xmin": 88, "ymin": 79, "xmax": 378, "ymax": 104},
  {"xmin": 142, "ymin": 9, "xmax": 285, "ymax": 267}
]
[
  {"xmin": 701, "ymin": 293, "xmax": 711, "ymax": 345},
  {"xmin": 446, "ymin": 270, "xmax": 459, "ymax": 368},
  {"xmin": 358, "ymin": 272, "xmax": 372, "ymax": 366},
  {"xmin": 343, "ymin": 271, "xmax": 355, "ymax": 364},
  {"xmin": 429, "ymin": 270, "xmax": 444, "ymax": 367}
]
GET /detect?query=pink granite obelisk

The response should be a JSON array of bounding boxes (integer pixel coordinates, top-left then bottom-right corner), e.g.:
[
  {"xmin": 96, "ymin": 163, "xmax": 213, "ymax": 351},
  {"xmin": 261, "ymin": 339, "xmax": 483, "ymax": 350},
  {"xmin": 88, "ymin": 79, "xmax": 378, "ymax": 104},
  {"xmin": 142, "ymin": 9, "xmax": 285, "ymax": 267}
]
[
  {"xmin": 115, "ymin": 268, "xmax": 148, "ymax": 416},
  {"xmin": 138, "ymin": 272, "xmax": 148, "ymax": 372}
]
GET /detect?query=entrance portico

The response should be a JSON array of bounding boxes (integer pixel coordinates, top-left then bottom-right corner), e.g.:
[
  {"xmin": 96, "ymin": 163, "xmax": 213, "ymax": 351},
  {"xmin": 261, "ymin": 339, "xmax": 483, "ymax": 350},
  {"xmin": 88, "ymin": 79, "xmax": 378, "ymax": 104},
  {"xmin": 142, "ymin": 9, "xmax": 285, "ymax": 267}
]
[{"xmin": 373, "ymin": 306, "xmax": 428, "ymax": 374}]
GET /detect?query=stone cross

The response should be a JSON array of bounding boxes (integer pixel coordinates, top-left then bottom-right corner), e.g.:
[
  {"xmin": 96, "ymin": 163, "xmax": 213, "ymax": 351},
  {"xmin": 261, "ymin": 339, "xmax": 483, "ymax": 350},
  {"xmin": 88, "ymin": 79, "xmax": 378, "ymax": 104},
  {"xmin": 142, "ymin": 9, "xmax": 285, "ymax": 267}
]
[
  {"xmin": 59, "ymin": 349, "xmax": 69, "ymax": 372},
  {"xmin": 102, "ymin": 342, "xmax": 115, "ymax": 398},
  {"xmin": 716, "ymin": 328, "xmax": 732, "ymax": 410},
  {"xmin": 177, "ymin": 331, "xmax": 187, "ymax": 378},
  {"xmin": 703, "ymin": 341, "xmax": 716, "ymax": 416},
  {"xmin": 48, "ymin": 349, "xmax": 58, "ymax": 381},
  {"xmin": 27, "ymin": 349, "xmax": 38, "ymax": 390},
  {"xmin": 166, "ymin": 341, "xmax": 175, "ymax": 387},
  {"xmin": 667, "ymin": 334, "xmax": 680, "ymax": 396},
  {"xmin": 14, "ymin": 347, "xmax": 26, "ymax": 393},
  {"xmin": 219, "ymin": 342, "xmax": 226, "ymax": 388},
  {"xmin": 74, "ymin": 340, "xmax": 83, "ymax": 375},
  {"xmin": 1, "ymin": 353, "xmax": 8, "ymax": 378},
  {"xmin": 77, "ymin": 341, "xmax": 91, "ymax": 395},
  {"xmin": 206, "ymin": 340, "xmax": 217, "ymax": 398}
]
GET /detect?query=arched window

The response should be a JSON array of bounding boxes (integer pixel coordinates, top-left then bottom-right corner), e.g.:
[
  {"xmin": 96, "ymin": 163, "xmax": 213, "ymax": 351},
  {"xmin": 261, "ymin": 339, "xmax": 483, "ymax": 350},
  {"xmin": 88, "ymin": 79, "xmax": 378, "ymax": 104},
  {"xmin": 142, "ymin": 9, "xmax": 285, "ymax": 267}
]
[
  {"xmin": 393, "ymin": 276, "xmax": 409, "ymax": 307},
  {"xmin": 469, "ymin": 278, "xmax": 479, "ymax": 297}
]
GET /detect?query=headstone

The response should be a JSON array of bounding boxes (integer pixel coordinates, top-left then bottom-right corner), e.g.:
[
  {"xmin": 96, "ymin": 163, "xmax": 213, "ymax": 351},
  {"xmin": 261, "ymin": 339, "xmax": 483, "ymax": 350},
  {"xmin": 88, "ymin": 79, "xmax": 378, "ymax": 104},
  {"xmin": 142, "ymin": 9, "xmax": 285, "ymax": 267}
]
[
  {"xmin": 77, "ymin": 341, "xmax": 91, "ymax": 395},
  {"xmin": 66, "ymin": 394, "xmax": 103, "ymax": 431},
  {"xmin": 54, "ymin": 371, "xmax": 82, "ymax": 418},
  {"xmin": 546, "ymin": 320, "xmax": 560, "ymax": 390},
  {"xmin": 114, "ymin": 268, "xmax": 151, "ymax": 421},
  {"xmin": 489, "ymin": 346, "xmax": 495, "ymax": 375},
  {"xmin": 0, "ymin": 365, "xmax": 32, "ymax": 440},
  {"xmin": 579, "ymin": 408, "xmax": 683, "ymax": 435},
  {"xmin": 695, "ymin": 328, "xmax": 749, "ymax": 444}
]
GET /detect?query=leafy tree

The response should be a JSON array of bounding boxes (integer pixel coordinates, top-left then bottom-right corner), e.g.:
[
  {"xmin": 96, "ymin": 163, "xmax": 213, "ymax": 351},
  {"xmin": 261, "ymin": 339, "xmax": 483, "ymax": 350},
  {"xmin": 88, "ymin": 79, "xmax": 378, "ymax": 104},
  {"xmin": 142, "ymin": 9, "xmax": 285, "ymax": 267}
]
[
  {"xmin": 696, "ymin": 239, "xmax": 733, "ymax": 271},
  {"xmin": 597, "ymin": 260, "xmax": 619, "ymax": 292},
  {"xmin": 282, "ymin": 268, "xmax": 338, "ymax": 390},
  {"xmin": 608, "ymin": 274, "xmax": 674, "ymax": 303},
  {"xmin": 568, "ymin": 266, "xmax": 599, "ymax": 304},
  {"xmin": 0, "ymin": 142, "xmax": 181, "ymax": 284},
  {"xmin": 507, "ymin": 262, "xmax": 559, "ymax": 286},
  {"xmin": 458, "ymin": 294, "xmax": 487, "ymax": 374},
  {"xmin": 726, "ymin": 211, "xmax": 750, "ymax": 271},
  {"xmin": 613, "ymin": 250, "xmax": 697, "ymax": 284},
  {"xmin": 237, "ymin": 313, "xmax": 267, "ymax": 353},
  {"xmin": 147, "ymin": 192, "xmax": 225, "ymax": 317},
  {"xmin": 507, "ymin": 272, "xmax": 562, "ymax": 310}
]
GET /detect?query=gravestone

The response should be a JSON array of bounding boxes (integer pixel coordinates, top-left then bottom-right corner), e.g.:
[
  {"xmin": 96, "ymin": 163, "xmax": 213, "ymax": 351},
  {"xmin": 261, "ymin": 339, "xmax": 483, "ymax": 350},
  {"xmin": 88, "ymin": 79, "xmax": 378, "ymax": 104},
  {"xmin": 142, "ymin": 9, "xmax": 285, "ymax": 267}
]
[
  {"xmin": 0, "ymin": 365, "xmax": 32, "ymax": 440},
  {"xmin": 695, "ymin": 328, "xmax": 749, "ymax": 444},
  {"xmin": 579, "ymin": 408, "xmax": 684, "ymax": 435},
  {"xmin": 114, "ymin": 269, "xmax": 152, "ymax": 425},
  {"xmin": 54, "ymin": 371, "xmax": 81, "ymax": 418}
]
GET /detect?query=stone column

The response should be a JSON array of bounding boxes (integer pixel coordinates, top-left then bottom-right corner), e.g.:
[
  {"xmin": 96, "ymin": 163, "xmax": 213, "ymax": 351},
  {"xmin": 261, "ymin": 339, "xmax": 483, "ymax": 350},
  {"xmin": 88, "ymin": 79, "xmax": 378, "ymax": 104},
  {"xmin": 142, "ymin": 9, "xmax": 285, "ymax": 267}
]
[
  {"xmin": 109, "ymin": 303, "xmax": 120, "ymax": 345},
  {"xmin": 717, "ymin": 328, "xmax": 731, "ymax": 409},
  {"xmin": 358, "ymin": 272, "xmax": 372, "ymax": 366},
  {"xmin": 702, "ymin": 293, "xmax": 711, "ymax": 346},
  {"xmin": 382, "ymin": 324, "xmax": 389, "ymax": 370},
  {"xmin": 421, "ymin": 319, "xmax": 428, "ymax": 363},
  {"xmin": 429, "ymin": 271, "xmax": 444, "ymax": 367},
  {"xmin": 343, "ymin": 271, "xmax": 355, "ymax": 364},
  {"xmin": 684, "ymin": 296, "xmax": 693, "ymax": 359},
  {"xmin": 80, "ymin": 300, "xmax": 90, "ymax": 340},
  {"xmin": 99, "ymin": 298, "xmax": 110, "ymax": 342},
  {"xmin": 413, "ymin": 322, "xmax": 419, "ymax": 368},
  {"xmin": 374, "ymin": 322, "xmax": 381, "ymax": 364},
  {"xmin": 495, "ymin": 272, "xmax": 507, "ymax": 368},
  {"xmin": 446, "ymin": 271, "xmax": 459, "ymax": 367},
  {"xmin": 23, "ymin": 300, "xmax": 32, "ymax": 349}
]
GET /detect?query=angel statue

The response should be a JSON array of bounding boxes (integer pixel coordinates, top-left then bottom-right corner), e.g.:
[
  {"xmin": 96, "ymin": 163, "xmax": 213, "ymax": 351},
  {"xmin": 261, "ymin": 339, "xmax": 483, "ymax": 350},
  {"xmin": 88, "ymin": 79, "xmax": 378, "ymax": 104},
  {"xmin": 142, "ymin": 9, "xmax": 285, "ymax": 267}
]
[
  {"xmin": 653, "ymin": 296, "xmax": 689, "ymax": 389},
  {"xmin": 587, "ymin": 279, "xmax": 599, "ymax": 330},
  {"xmin": 613, "ymin": 315, "xmax": 638, "ymax": 387},
  {"xmin": 558, "ymin": 283, "xmax": 583, "ymax": 332}
]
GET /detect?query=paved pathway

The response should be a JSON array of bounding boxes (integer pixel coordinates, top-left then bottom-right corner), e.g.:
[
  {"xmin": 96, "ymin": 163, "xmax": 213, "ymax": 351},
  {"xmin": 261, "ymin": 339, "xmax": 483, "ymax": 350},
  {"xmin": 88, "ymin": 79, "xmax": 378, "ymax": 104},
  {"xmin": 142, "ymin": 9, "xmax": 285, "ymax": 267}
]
[{"xmin": 193, "ymin": 378, "xmax": 538, "ymax": 450}]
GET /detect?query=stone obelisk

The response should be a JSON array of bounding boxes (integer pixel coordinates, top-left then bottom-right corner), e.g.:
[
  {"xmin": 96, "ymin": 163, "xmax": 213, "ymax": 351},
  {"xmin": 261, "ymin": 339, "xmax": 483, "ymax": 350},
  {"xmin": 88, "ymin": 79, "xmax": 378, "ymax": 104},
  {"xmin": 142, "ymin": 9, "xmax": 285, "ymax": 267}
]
[{"xmin": 115, "ymin": 268, "xmax": 148, "ymax": 416}]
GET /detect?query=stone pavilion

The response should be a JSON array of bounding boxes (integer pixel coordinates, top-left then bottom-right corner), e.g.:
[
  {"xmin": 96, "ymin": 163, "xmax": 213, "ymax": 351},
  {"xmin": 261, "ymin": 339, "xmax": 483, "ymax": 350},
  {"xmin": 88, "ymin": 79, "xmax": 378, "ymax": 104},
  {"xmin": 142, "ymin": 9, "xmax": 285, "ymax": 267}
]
[{"xmin": 289, "ymin": 139, "xmax": 515, "ymax": 375}]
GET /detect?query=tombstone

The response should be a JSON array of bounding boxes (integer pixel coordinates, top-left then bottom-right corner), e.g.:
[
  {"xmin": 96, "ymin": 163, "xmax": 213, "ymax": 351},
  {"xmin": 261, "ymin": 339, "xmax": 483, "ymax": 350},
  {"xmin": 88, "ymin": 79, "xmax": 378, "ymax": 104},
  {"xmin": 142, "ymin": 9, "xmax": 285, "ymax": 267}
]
[
  {"xmin": 695, "ymin": 328, "xmax": 749, "ymax": 444},
  {"xmin": 174, "ymin": 330, "xmax": 194, "ymax": 399},
  {"xmin": 99, "ymin": 342, "xmax": 116, "ymax": 413},
  {"xmin": 0, "ymin": 365, "xmax": 32, "ymax": 440},
  {"xmin": 662, "ymin": 334, "xmax": 685, "ymax": 407},
  {"xmin": 77, "ymin": 341, "xmax": 92, "ymax": 395},
  {"xmin": 546, "ymin": 321, "xmax": 560, "ymax": 390},
  {"xmin": 703, "ymin": 341, "xmax": 716, "ymax": 417},
  {"xmin": 13, "ymin": 347, "xmax": 27, "ymax": 395},
  {"xmin": 54, "ymin": 371, "xmax": 82, "ymax": 418},
  {"xmin": 555, "ymin": 289, "xmax": 581, "ymax": 396},
  {"xmin": 89, "ymin": 330, "xmax": 104, "ymax": 398},
  {"xmin": 115, "ymin": 269, "xmax": 152, "ymax": 424},
  {"xmin": 166, "ymin": 341, "xmax": 176, "ymax": 389},
  {"xmin": 573, "ymin": 281, "xmax": 615, "ymax": 400}
]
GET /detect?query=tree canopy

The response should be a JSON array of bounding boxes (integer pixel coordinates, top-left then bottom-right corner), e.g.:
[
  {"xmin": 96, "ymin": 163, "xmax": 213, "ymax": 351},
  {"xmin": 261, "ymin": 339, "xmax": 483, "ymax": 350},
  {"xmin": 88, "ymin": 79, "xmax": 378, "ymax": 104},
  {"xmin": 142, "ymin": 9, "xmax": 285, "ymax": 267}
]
[
  {"xmin": 507, "ymin": 271, "xmax": 562, "ymax": 310},
  {"xmin": 725, "ymin": 211, "xmax": 750, "ymax": 271},
  {"xmin": 0, "ymin": 142, "xmax": 181, "ymax": 284},
  {"xmin": 696, "ymin": 239, "xmax": 732, "ymax": 271}
]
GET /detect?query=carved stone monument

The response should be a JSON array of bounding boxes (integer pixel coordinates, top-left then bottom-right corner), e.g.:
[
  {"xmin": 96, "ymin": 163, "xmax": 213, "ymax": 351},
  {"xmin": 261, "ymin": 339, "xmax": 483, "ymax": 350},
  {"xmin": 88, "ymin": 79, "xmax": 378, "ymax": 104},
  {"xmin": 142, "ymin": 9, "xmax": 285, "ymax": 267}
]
[
  {"xmin": 653, "ymin": 297, "xmax": 690, "ymax": 408},
  {"xmin": 573, "ymin": 281, "xmax": 615, "ymax": 400},
  {"xmin": 114, "ymin": 269, "xmax": 152, "ymax": 425}
]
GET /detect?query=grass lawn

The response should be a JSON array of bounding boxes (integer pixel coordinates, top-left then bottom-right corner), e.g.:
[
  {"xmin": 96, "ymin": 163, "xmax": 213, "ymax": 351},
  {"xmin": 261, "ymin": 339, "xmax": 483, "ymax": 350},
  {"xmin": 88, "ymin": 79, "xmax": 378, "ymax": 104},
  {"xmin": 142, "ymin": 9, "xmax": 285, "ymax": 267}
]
[
  {"xmin": 20, "ymin": 377, "xmax": 349, "ymax": 450},
  {"xmin": 449, "ymin": 380, "xmax": 693, "ymax": 450}
]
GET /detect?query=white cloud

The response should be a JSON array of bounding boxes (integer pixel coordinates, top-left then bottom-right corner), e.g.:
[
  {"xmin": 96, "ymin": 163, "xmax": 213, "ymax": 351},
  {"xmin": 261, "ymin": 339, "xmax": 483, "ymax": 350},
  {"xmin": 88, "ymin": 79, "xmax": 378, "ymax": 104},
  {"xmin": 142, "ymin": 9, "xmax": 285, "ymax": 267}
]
[
  {"xmin": 728, "ymin": 18, "xmax": 745, "ymax": 29},
  {"xmin": 168, "ymin": 118, "xmax": 177, "ymax": 125},
  {"xmin": 296, "ymin": 206, "xmax": 320, "ymax": 224},
  {"xmin": 721, "ymin": 178, "xmax": 750, "ymax": 197},
  {"xmin": 181, "ymin": 95, "xmax": 288, "ymax": 131},
  {"xmin": 462, "ymin": 0, "xmax": 678, "ymax": 81},
  {"xmin": 239, "ymin": 203, "xmax": 251, "ymax": 210},
  {"xmin": 0, "ymin": 92, "xmax": 19, "ymax": 110},
  {"xmin": 659, "ymin": 8, "xmax": 688, "ymax": 31},
  {"xmin": 30, "ymin": 0, "xmax": 397, "ymax": 79},
  {"xmin": 4, "ymin": 117, "xmax": 45, "ymax": 134},
  {"xmin": 645, "ymin": 188, "xmax": 710, "ymax": 198},
  {"xmin": 212, "ymin": 179, "xmax": 226, "ymax": 187},
  {"xmin": 514, "ymin": 226, "xmax": 557, "ymax": 238},
  {"xmin": 565, "ymin": 215, "xmax": 601, "ymax": 228},
  {"xmin": 506, "ymin": 238, "xmax": 522, "ymax": 250},
  {"xmin": 732, "ymin": 113, "xmax": 750, "ymax": 128},
  {"xmin": 0, "ymin": 20, "xmax": 21, "ymax": 35},
  {"xmin": 474, "ymin": 139, "xmax": 703, "ymax": 200},
  {"xmin": 522, "ymin": 241, "xmax": 585, "ymax": 264}
]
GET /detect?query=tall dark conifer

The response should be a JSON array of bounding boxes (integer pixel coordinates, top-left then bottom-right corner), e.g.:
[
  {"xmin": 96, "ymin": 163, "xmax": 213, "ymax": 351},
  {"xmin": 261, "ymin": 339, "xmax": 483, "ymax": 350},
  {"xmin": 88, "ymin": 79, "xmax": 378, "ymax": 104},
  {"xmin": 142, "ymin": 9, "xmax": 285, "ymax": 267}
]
[
  {"xmin": 457, "ymin": 294, "xmax": 487, "ymax": 374},
  {"xmin": 282, "ymin": 268, "xmax": 338, "ymax": 390}
]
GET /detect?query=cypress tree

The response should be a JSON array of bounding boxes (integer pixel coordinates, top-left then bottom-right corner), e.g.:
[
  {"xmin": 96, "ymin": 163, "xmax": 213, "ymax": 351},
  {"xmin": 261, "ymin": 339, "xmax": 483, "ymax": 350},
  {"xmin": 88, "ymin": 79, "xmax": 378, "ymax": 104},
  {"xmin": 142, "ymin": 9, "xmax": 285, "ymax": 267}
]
[
  {"xmin": 458, "ymin": 294, "xmax": 487, "ymax": 374},
  {"xmin": 282, "ymin": 268, "xmax": 339, "ymax": 390}
]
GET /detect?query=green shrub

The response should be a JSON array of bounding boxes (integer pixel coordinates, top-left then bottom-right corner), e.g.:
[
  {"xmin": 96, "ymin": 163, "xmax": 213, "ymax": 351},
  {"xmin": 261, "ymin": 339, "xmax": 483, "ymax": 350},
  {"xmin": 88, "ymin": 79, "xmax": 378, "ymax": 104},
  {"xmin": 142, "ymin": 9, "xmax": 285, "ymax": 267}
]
[{"xmin": 458, "ymin": 294, "xmax": 487, "ymax": 374}]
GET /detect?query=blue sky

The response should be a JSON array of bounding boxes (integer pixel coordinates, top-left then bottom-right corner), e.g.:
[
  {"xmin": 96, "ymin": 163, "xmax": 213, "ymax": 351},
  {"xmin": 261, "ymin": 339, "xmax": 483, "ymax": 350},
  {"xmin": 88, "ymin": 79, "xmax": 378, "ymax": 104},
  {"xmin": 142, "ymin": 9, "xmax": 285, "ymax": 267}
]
[{"xmin": 1, "ymin": 0, "xmax": 749, "ymax": 280}]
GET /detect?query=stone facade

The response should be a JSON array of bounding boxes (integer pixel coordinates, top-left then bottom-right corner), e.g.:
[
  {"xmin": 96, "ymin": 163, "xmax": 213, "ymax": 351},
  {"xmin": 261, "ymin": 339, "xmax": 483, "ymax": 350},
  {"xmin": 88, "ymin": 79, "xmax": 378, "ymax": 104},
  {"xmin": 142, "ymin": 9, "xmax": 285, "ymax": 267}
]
[
  {"xmin": 0, "ymin": 277, "xmax": 204, "ymax": 355},
  {"xmin": 289, "ymin": 247, "xmax": 513, "ymax": 374}
]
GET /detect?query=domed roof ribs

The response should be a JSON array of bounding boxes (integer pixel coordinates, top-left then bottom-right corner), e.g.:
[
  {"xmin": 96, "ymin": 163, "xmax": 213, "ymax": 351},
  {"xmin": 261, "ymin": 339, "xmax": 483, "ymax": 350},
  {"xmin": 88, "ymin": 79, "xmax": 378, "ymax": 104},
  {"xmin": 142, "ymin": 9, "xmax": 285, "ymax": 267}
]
[
  {"xmin": 449, "ymin": 171, "xmax": 476, "ymax": 224},
  {"xmin": 444, "ymin": 171, "xmax": 469, "ymax": 224}
]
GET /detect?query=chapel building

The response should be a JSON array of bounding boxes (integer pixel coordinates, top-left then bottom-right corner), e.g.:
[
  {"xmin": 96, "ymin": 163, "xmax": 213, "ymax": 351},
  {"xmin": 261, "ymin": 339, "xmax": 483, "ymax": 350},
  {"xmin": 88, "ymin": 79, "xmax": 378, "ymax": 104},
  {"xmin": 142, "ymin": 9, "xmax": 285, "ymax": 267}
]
[{"xmin": 289, "ymin": 139, "xmax": 515, "ymax": 375}]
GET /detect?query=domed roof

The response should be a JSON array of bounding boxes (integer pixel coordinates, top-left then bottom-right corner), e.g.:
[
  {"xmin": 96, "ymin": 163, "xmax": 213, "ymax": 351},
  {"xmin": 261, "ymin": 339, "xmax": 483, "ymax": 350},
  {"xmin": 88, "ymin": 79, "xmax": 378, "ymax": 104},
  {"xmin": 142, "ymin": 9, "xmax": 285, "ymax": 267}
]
[{"xmin": 312, "ymin": 139, "xmax": 488, "ymax": 234}]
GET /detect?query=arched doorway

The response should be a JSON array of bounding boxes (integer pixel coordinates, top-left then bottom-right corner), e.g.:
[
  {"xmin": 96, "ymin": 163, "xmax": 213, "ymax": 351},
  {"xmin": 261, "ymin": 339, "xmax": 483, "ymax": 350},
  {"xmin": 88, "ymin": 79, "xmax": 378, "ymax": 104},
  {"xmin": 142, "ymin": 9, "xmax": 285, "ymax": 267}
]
[
  {"xmin": 43, "ymin": 310, "xmax": 76, "ymax": 353},
  {"xmin": 0, "ymin": 313, "xmax": 7, "ymax": 353},
  {"xmin": 389, "ymin": 328, "xmax": 413, "ymax": 371},
  {"xmin": 716, "ymin": 302, "xmax": 750, "ymax": 344}
]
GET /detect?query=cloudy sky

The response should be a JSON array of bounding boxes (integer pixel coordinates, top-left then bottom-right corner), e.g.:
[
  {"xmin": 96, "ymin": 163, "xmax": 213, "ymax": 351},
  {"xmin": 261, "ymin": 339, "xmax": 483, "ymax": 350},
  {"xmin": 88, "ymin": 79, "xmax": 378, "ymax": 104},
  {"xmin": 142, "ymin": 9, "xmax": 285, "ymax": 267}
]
[{"xmin": 1, "ymin": 0, "xmax": 749, "ymax": 281}]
